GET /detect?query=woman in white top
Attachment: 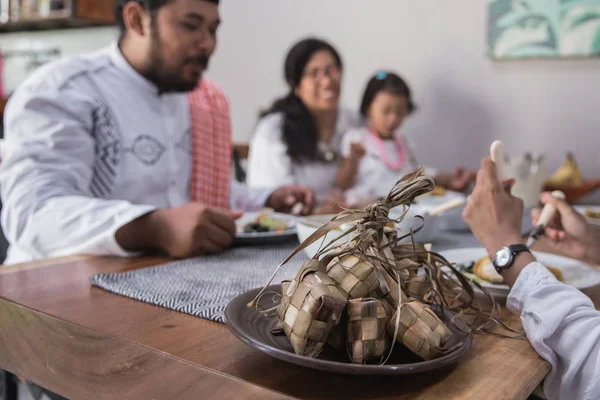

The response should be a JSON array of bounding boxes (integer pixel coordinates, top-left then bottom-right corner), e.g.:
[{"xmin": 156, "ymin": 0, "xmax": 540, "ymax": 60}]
[
  {"xmin": 464, "ymin": 159, "xmax": 600, "ymax": 400},
  {"xmin": 336, "ymin": 71, "xmax": 473, "ymax": 206},
  {"xmin": 246, "ymin": 38, "xmax": 361, "ymax": 213}
]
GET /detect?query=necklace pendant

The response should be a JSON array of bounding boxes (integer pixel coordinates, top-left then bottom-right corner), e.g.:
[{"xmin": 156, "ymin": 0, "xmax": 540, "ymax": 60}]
[{"xmin": 324, "ymin": 150, "xmax": 335, "ymax": 162}]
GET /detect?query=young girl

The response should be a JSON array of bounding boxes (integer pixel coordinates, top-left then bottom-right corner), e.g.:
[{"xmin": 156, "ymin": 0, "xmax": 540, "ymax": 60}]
[{"xmin": 336, "ymin": 71, "xmax": 473, "ymax": 206}]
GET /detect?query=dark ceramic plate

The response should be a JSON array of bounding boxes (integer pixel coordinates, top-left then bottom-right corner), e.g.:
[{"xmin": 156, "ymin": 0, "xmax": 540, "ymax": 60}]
[
  {"xmin": 233, "ymin": 212, "xmax": 298, "ymax": 246},
  {"xmin": 224, "ymin": 285, "xmax": 472, "ymax": 375}
]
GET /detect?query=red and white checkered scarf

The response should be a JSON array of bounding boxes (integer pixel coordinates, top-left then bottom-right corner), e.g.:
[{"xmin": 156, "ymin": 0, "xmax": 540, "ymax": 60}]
[{"xmin": 187, "ymin": 80, "xmax": 232, "ymax": 209}]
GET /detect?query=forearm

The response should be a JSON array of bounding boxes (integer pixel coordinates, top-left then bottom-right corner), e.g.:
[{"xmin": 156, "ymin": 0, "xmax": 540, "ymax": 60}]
[
  {"xmin": 500, "ymin": 251, "xmax": 536, "ymax": 287},
  {"xmin": 3, "ymin": 194, "xmax": 157, "ymax": 259},
  {"xmin": 115, "ymin": 210, "xmax": 164, "ymax": 252},
  {"xmin": 335, "ymin": 158, "xmax": 361, "ymax": 190},
  {"xmin": 507, "ymin": 262, "xmax": 600, "ymax": 399},
  {"xmin": 485, "ymin": 232, "xmax": 534, "ymax": 288}
]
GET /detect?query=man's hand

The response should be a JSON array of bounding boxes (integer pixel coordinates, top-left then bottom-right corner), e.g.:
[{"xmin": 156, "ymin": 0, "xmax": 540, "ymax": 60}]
[
  {"xmin": 462, "ymin": 158, "xmax": 537, "ymax": 287},
  {"xmin": 531, "ymin": 192, "xmax": 599, "ymax": 264},
  {"xmin": 116, "ymin": 203, "xmax": 243, "ymax": 258},
  {"xmin": 462, "ymin": 158, "xmax": 524, "ymax": 257},
  {"xmin": 266, "ymin": 185, "xmax": 315, "ymax": 215}
]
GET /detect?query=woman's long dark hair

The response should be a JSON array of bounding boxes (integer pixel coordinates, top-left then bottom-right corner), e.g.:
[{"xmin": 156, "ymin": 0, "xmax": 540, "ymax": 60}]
[{"xmin": 260, "ymin": 38, "xmax": 343, "ymax": 163}]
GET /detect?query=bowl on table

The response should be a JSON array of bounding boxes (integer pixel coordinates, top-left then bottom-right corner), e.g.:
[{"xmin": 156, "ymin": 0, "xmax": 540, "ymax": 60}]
[
  {"xmin": 296, "ymin": 214, "xmax": 356, "ymax": 259},
  {"xmin": 404, "ymin": 190, "xmax": 471, "ymax": 234},
  {"xmin": 388, "ymin": 203, "xmax": 441, "ymax": 243},
  {"xmin": 544, "ymin": 180, "xmax": 600, "ymax": 204},
  {"xmin": 297, "ymin": 205, "xmax": 442, "ymax": 259},
  {"xmin": 437, "ymin": 206, "xmax": 471, "ymax": 232}
]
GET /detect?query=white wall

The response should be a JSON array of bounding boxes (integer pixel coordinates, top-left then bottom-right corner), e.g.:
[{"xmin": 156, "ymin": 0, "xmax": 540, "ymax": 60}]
[
  {"xmin": 0, "ymin": 26, "xmax": 117, "ymax": 92},
  {"xmin": 210, "ymin": 0, "xmax": 600, "ymax": 178},
  {"xmin": 1, "ymin": 0, "xmax": 599, "ymax": 179}
]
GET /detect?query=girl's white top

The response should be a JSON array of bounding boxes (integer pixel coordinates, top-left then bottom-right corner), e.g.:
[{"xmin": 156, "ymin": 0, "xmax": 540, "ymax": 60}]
[{"xmin": 340, "ymin": 126, "xmax": 437, "ymax": 204}]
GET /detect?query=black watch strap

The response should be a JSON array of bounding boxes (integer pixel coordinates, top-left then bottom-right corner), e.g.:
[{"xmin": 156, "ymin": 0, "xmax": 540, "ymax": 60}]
[
  {"xmin": 493, "ymin": 244, "xmax": 531, "ymax": 273},
  {"xmin": 508, "ymin": 244, "xmax": 529, "ymax": 255}
]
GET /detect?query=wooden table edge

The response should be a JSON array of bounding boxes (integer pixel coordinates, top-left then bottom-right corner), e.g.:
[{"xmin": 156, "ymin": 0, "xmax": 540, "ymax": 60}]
[
  {"xmin": 0, "ymin": 255, "xmax": 95, "ymax": 274},
  {"xmin": 0, "ymin": 296, "xmax": 297, "ymax": 400},
  {"xmin": 0, "ymin": 254, "xmax": 574, "ymax": 399}
]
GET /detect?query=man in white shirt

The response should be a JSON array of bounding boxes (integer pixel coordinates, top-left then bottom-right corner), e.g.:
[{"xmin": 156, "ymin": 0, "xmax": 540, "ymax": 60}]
[
  {"xmin": 0, "ymin": 0, "xmax": 313, "ymax": 264},
  {"xmin": 463, "ymin": 157, "xmax": 600, "ymax": 400}
]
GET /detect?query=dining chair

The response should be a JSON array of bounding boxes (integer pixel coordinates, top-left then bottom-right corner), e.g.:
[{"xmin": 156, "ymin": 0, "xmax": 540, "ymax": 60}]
[
  {"xmin": 233, "ymin": 144, "xmax": 249, "ymax": 183},
  {"xmin": 0, "ymin": 370, "xmax": 18, "ymax": 400}
]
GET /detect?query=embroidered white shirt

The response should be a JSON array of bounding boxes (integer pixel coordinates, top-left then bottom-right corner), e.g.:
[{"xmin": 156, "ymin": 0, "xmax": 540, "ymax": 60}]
[
  {"xmin": 0, "ymin": 42, "xmax": 271, "ymax": 265},
  {"xmin": 507, "ymin": 261, "xmax": 600, "ymax": 400}
]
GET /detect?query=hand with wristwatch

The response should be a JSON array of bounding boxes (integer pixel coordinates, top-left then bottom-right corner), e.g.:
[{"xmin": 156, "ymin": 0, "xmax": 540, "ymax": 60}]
[{"xmin": 462, "ymin": 141, "xmax": 545, "ymax": 288}]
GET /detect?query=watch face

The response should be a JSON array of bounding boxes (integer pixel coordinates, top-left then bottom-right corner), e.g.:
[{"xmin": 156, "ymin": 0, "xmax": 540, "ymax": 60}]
[{"xmin": 495, "ymin": 248, "xmax": 512, "ymax": 267}]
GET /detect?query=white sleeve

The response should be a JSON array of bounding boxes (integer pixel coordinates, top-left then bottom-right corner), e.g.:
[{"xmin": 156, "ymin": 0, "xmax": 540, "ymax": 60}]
[
  {"xmin": 245, "ymin": 115, "xmax": 295, "ymax": 188},
  {"xmin": 340, "ymin": 129, "xmax": 363, "ymax": 159},
  {"xmin": 507, "ymin": 261, "xmax": 600, "ymax": 400},
  {"xmin": 0, "ymin": 86, "xmax": 157, "ymax": 260},
  {"xmin": 229, "ymin": 179, "xmax": 273, "ymax": 211}
]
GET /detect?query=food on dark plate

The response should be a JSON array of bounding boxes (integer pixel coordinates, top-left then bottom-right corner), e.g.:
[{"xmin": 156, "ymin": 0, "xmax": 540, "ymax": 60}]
[
  {"xmin": 458, "ymin": 256, "xmax": 563, "ymax": 285},
  {"xmin": 239, "ymin": 210, "xmax": 290, "ymax": 234}
]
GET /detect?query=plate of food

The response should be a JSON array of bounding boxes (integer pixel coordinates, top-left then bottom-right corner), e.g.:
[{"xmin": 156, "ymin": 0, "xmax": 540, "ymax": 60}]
[
  {"xmin": 440, "ymin": 247, "xmax": 600, "ymax": 299},
  {"xmin": 234, "ymin": 209, "xmax": 298, "ymax": 245},
  {"xmin": 575, "ymin": 205, "xmax": 600, "ymax": 225}
]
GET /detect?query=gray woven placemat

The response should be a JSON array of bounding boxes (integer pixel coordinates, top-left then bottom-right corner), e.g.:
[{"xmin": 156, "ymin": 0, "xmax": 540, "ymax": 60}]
[
  {"xmin": 91, "ymin": 244, "xmax": 306, "ymax": 323},
  {"xmin": 90, "ymin": 227, "xmax": 496, "ymax": 324}
]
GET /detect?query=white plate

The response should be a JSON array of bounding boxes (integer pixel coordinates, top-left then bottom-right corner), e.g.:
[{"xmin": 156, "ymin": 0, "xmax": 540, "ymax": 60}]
[
  {"xmin": 386, "ymin": 190, "xmax": 469, "ymax": 242},
  {"xmin": 234, "ymin": 212, "xmax": 298, "ymax": 245},
  {"xmin": 416, "ymin": 190, "xmax": 470, "ymax": 232},
  {"xmin": 574, "ymin": 205, "xmax": 600, "ymax": 225},
  {"xmin": 414, "ymin": 190, "xmax": 466, "ymax": 207},
  {"xmin": 439, "ymin": 247, "xmax": 600, "ymax": 300},
  {"xmin": 296, "ymin": 214, "xmax": 356, "ymax": 259}
]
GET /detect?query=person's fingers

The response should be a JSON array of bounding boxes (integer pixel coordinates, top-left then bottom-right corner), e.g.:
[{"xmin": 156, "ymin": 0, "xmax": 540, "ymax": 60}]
[
  {"xmin": 544, "ymin": 227, "xmax": 564, "ymax": 241},
  {"xmin": 206, "ymin": 207, "xmax": 236, "ymax": 236},
  {"xmin": 284, "ymin": 194, "xmax": 296, "ymax": 206},
  {"xmin": 200, "ymin": 236, "xmax": 227, "ymax": 254},
  {"xmin": 540, "ymin": 192, "xmax": 574, "ymax": 217},
  {"xmin": 301, "ymin": 188, "xmax": 315, "ymax": 215},
  {"xmin": 203, "ymin": 223, "xmax": 234, "ymax": 248},
  {"xmin": 480, "ymin": 157, "xmax": 494, "ymax": 175},
  {"xmin": 502, "ymin": 178, "xmax": 516, "ymax": 193},
  {"xmin": 479, "ymin": 158, "xmax": 499, "ymax": 185},
  {"xmin": 531, "ymin": 208, "xmax": 541, "ymax": 225},
  {"xmin": 229, "ymin": 210, "xmax": 244, "ymax": 220}
]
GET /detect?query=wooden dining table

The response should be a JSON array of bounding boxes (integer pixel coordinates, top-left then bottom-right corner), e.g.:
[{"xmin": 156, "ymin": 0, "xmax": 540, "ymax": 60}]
[{"xmin": 1, "ymin": 241, "xmax": 598, "ymax": 400}]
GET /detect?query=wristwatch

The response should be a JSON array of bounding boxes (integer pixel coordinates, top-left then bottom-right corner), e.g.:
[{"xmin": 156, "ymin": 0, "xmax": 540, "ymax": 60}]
[{"xmin": 492, "ymin": 244, "xmax": 531, "ymax": 274}]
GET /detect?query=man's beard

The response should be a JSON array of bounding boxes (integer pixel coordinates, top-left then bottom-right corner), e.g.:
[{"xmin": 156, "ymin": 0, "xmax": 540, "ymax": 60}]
[
  {"xmin": 146, "ymin": 22, "xmax": 210, "ymax": 93},
  {"xmin": 147, "ymin": 51, "xmax": 209, "ymax": 93}
]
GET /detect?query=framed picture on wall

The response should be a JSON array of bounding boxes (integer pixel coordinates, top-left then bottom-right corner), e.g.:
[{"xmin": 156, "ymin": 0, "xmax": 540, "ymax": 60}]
[{"xmin": 487, "ymin": 0, "xmax": 600, "ymax": 59}]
